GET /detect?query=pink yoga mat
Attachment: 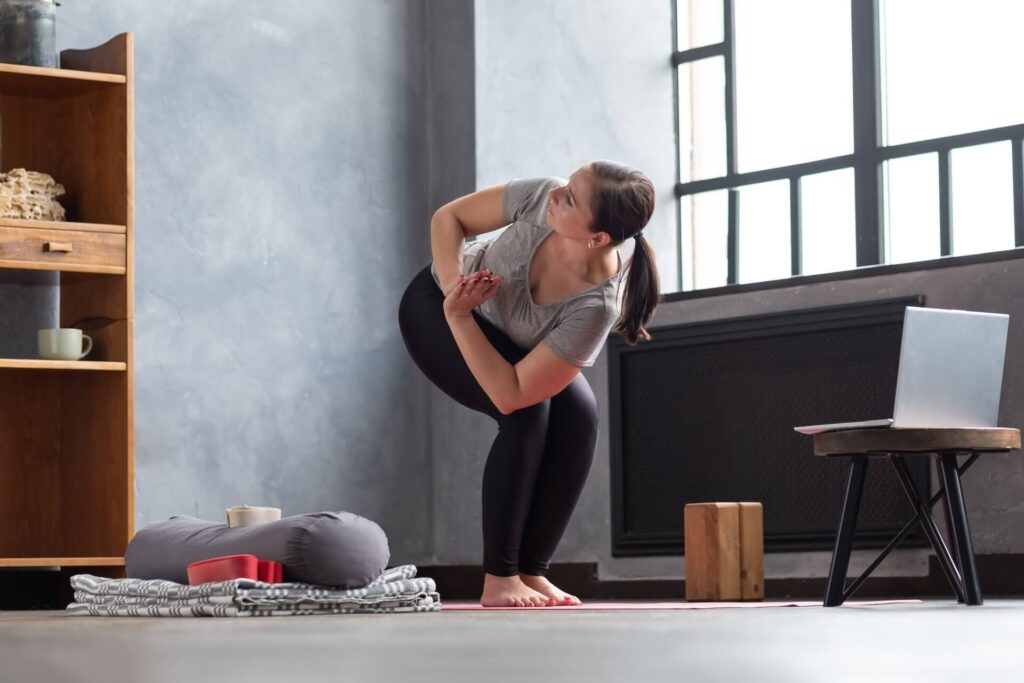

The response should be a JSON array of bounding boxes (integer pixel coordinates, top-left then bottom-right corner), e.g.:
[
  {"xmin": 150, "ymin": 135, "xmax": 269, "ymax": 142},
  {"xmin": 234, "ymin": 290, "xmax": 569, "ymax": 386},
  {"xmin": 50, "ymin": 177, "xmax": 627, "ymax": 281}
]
[{"xmin": 442, "ymin": 599, "xmax": 922, "ymax": 611}]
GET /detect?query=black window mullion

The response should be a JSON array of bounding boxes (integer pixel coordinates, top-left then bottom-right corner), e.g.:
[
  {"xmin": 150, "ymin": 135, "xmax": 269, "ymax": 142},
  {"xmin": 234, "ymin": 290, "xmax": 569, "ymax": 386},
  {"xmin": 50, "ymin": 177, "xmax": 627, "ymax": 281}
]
[
  {"xmin": 677, "ymin": 154, "xmax": 852, "ymax": 195},
  {"xmin": 723, "ymin": 0, "xmax": 737, "ymax": 177},
  {"xmin": 1013, "ymin": 139, "xmax": 1024, "ymax": 247},
  {"xmin": 851, "ymin": 0, "xmax": 883, "ymax": 267},
  {"xmin": 672, "ymin": 43, "xmax": 726, "ymax": 66},
  {"xmin": 723, "ymin": 0, "xmax": 738, "ymax": 283},
  {"xmin": 728, "ymin": 189, "xmax": 739, "ymax": 284},
  {"xmin": 939, "ymin": 150, "xmax": 952, "ymax": 256},
  {"xmin": 791, "ymin": 177, "xmax": 802, "ymax": 276},
  {"xmin": 880, "ymin": 123, "xmax": 1024, "ymax": 161},
  {"xmin": 671, "ymin": 0, "xmax": 683, "ymax": 291}
]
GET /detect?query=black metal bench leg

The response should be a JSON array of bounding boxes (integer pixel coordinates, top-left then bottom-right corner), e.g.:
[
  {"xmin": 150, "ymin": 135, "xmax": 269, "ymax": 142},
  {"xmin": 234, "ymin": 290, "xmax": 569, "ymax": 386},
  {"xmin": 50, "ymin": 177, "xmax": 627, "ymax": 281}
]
[
  {"xmin": 825, "ymin": 455, "xmax": 867, "ymax": 607},
  {"xmin": 939, "ymin": 452, "xmax": 983, "ymax": 605},
  {"xmin": 936, "ymin": 453, "xmax": 966, "ymax": 603},
  {"xmin": 890, "ymin": 456, "xmax": 966, "ymax": 602}
]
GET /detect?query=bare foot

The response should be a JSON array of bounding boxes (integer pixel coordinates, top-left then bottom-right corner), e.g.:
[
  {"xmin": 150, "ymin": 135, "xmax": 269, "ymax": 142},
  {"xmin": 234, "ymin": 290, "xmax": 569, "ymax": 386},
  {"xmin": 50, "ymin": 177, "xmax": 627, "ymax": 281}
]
[
  {"xmin": 518, "ymin": 573, "xmax": 582, "ymax": 606},
  {"xmin": 480, "ymin": 573, "xmax": 553, "ymax": 607}
]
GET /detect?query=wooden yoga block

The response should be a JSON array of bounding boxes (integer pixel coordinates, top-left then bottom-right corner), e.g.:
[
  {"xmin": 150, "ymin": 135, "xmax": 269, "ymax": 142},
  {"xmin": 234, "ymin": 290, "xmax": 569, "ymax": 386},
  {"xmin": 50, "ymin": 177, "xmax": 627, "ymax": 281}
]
[{"xmin": 684, "ymin": 502, "xmax": 764, "ymax": 601}]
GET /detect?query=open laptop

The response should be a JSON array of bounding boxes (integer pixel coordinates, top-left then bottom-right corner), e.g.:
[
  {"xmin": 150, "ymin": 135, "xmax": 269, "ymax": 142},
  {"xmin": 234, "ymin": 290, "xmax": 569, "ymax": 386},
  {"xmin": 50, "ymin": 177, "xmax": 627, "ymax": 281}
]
[{"xmin": 794, "ymin": 306, "xmax": 1010, "ymax": 435}]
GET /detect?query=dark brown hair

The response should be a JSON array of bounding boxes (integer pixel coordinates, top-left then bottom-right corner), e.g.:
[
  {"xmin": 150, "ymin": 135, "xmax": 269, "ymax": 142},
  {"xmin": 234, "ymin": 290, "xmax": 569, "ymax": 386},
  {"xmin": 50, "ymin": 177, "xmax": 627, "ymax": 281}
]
[{"xmin": 587, "ymin": 160, "xmax": 659, "ymax": 346}]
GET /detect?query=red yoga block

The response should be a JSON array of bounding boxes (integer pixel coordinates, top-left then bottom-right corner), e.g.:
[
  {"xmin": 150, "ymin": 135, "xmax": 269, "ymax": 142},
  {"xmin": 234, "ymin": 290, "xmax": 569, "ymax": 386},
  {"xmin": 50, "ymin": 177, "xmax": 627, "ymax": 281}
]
[
  {"xmin": 187, "ymin": 554, "xmax": 283, "ymax": 585},
  {"xmin": 258, "ymin": 558, "xmax": 283, "ymax": 583}
]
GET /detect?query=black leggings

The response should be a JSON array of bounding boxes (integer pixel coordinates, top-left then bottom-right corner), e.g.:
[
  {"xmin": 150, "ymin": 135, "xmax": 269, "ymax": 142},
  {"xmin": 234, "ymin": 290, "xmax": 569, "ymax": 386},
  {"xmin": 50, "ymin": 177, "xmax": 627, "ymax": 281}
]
[{"xmin": 398, "ymin": 264, "xmax": 599, "ymax": 577}]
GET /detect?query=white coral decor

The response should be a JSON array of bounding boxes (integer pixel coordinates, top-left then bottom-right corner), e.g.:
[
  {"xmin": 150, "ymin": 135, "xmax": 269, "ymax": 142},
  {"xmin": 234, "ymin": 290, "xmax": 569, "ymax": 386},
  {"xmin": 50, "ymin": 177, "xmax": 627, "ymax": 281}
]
[{"xmin": 0, "ymin": 168, "xmax": 66, "ymax": 221}]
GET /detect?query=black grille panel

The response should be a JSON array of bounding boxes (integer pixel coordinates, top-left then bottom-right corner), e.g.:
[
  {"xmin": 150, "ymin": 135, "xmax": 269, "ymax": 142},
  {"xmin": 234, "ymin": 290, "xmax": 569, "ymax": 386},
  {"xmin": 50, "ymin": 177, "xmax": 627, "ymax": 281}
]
[{"xmin": 609, "ymin": 296, "xmax": 930, "ymax": 555}]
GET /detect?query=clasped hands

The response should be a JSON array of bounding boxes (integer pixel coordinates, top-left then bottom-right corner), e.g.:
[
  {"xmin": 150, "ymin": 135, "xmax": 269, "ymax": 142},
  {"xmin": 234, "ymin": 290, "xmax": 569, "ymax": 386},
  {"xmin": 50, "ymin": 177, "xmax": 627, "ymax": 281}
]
[{"xmin": 442, "ymin": 268, "xmax": 504, "ymax": 320}]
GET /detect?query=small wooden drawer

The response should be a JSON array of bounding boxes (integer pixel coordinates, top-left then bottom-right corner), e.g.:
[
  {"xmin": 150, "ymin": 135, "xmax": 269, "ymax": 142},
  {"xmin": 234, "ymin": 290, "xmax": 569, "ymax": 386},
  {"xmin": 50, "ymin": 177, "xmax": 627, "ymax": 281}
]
[{"xmin": 0, "ymin": 226, "xmax": 126, "ymax": 274}]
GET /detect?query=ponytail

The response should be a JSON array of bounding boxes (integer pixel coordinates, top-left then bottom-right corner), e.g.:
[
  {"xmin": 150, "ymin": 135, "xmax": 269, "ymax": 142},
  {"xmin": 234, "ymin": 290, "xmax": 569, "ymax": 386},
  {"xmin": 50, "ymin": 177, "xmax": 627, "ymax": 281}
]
[
  {"xmin": 588, "ymin": 160, "xmax": 660, "ymax": 346},
  {"xmin": 615, "ymin": 233, "xmax": 659, "ymax": 345}
]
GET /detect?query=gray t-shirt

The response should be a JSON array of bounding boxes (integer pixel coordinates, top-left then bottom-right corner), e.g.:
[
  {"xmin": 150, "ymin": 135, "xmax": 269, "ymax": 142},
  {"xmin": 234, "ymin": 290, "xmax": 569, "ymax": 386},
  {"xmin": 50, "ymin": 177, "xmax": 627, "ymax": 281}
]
[{"xmin": 431, "ymin": 176, "xmax": 624, "ymax": 367}]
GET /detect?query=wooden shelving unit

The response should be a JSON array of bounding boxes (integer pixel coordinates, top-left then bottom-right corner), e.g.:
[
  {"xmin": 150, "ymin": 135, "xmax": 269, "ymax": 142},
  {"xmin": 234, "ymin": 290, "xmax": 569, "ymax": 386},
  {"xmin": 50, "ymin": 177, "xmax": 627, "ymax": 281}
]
[{"xmin": 0, "ymin": 34, "xmax": 134, "ymax": 581}]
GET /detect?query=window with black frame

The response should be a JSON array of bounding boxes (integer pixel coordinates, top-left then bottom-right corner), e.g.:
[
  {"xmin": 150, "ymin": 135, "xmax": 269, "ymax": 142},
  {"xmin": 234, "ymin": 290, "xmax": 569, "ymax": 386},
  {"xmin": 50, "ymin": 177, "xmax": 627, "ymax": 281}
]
[{"xmin": 672, "ymin": 0, "xmax": 1024, "ymax": 293}]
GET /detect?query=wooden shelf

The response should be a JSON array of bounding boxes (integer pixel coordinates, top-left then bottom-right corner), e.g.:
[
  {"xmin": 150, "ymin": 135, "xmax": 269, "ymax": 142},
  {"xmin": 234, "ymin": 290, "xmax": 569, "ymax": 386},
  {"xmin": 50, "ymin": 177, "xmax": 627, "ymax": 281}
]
[
  {"xmin": 0, "ymin": 260, "xmax": 125, "ymax": 275},
  {"xmin": 0, "ymin": 218, "xmax": 126, "ymax": 235},
  {"xmin": 0, "ymin": 359, "xmax": 126, "ymax": 371},
  {"xmin": 0, "ymin": 557, "xmax": 124, "ymax": 568},
  {"xmin": 0, "ymin": 62, "xmax": 125, "ymax": 98}
]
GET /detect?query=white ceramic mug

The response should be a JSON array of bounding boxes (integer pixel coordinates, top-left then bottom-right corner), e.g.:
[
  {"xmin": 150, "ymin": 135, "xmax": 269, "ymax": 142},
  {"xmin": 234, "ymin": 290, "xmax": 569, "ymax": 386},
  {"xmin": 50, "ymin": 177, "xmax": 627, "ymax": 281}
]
[{"xmin": 38, "ymin": 328, "xmax": 92, "ymax": 360}]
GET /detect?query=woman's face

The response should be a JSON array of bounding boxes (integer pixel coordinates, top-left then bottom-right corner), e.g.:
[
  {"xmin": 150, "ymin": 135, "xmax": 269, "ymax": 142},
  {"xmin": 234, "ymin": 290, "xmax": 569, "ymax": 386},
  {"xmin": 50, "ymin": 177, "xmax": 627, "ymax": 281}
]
[{"xmin": 546, "ymin": 165, "xmax": 601, "ymax": 245}]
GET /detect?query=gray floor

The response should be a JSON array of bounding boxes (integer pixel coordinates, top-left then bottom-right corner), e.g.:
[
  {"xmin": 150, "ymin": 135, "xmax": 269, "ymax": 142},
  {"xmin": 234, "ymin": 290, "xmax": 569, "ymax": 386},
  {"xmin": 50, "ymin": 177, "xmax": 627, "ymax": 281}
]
[{"xmin": 2, "ymin": 600, "xmax": 1022, "ymax": 682}]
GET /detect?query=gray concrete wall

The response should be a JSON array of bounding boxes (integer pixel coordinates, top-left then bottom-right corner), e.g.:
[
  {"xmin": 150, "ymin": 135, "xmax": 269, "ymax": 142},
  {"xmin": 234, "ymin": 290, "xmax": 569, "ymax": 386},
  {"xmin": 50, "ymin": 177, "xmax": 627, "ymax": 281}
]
[
  {"xmin": 427, "ymin": 0, "xmax": 476, "ymax": 212},
  {"xmin": 28, "ymin": 0, "xmax": 437, "ymax": 564},
  {"xmin": 424, "ymin": 0, "xmax": 479, "ymax": 562}
]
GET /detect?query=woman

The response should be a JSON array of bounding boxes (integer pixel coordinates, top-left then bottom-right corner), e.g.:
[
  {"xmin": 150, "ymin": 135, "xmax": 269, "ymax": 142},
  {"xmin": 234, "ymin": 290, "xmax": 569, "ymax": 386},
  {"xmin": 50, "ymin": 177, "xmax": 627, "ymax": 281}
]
[{"xmin": 398, "ymin": 160, "xmax": 660, "ymax": 607}]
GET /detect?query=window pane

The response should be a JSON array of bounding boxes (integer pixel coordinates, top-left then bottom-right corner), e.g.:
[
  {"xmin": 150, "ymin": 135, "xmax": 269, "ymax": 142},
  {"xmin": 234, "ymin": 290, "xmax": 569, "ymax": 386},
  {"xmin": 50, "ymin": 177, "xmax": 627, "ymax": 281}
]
[
  {"xmin": 734, "ymin": 0, "xmax": 852, "ymax": 173},
  {"xmin": 880, "ymin": 0, "xmax": 1024, "ymax": 145},
  {"xmin": 678, "ymin": 57, "xmax": 726, "ymax": 182},
  {"xmin": 801, "ymin": 169, "xmax": 856, "ymax": 276},
  {"xmin": 686, "ymin": 190, "xmax": 729, "ymax": 289},
  {"xmin": 951, "ymin": 142, "xmax": 1015, "ymax": 256},
  {"xmin": 883, "ymin": 154, "xmax": 940, "ymax": 265},
  {"xmin": 676, "ymin": 0, "xmax": 723, "ymax": 51},
  {"xmin": 738, "ymin": 180, "xmax": 790, "ymax": 284}
]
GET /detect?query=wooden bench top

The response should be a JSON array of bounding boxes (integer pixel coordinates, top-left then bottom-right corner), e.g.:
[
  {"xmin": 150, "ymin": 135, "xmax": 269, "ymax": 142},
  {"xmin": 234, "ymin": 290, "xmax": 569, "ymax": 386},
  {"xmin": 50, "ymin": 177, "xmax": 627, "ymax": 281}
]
[{"xmin": 808, "ymin": 427, "xmax": 1021, "ymax": 456}]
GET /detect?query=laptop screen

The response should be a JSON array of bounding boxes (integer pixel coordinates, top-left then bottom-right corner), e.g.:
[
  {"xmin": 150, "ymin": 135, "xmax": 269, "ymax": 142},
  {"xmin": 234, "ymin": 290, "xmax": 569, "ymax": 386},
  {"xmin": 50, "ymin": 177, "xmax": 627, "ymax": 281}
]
[{"xmin": 893, "ymin": 307, "xmax": 1009, "ymax": 428}]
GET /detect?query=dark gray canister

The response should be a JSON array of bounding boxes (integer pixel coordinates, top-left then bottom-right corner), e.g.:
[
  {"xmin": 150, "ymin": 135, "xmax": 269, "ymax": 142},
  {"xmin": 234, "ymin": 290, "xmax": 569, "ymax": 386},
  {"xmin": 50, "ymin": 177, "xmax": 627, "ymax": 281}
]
[{"xmin": 0, "ymin": 0, "xmax": 57, "ymax": 68}]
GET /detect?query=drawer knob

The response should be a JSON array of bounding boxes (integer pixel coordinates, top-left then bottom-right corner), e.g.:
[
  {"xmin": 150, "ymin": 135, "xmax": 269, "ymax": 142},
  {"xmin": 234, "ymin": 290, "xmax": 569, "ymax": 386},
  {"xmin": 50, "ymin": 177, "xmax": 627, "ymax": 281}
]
[{"xmin": 44, "ymin": 241, "xmax": 73, "ymax": 253}]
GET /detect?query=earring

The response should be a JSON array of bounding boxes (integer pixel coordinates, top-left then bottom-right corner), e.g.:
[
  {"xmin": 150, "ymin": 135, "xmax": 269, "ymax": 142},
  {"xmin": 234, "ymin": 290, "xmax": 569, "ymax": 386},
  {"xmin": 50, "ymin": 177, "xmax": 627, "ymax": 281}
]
[{"xmin": 587, "ymin": 241, "xmax": 593, "ymax": 250}]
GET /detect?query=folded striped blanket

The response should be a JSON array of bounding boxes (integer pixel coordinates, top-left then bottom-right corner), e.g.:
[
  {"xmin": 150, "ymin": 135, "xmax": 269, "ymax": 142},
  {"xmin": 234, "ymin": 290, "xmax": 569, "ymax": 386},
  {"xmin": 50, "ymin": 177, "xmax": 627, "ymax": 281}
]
[{"xmin": 66, "ymin": 564, "xmax": 441, "ymax": 616}]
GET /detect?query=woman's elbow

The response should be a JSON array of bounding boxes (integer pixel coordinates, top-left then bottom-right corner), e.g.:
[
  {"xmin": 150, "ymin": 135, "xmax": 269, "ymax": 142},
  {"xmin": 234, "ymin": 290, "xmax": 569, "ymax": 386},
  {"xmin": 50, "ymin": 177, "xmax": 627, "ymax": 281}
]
[
  {"xmin": 496, "ymin": 398, "xmax": 517, "ymax": 416},
  {"xmin": 497, "ymin": 392, "xmax": 550, "ymax": 416}
]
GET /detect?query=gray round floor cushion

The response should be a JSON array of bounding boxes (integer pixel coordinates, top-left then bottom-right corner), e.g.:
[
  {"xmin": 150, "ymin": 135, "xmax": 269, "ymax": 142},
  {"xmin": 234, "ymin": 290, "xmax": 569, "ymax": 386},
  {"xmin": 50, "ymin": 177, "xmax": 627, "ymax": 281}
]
[{"xmin": 124, "ymin": 511, "xmax": 390, "ymax": 587}]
